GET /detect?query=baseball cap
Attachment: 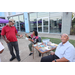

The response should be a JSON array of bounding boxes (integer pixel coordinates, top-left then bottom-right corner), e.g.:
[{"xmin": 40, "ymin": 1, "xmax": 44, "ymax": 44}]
[{"xmin": 9, "ymin": 19, "xmax": 15, "ymax": 23}]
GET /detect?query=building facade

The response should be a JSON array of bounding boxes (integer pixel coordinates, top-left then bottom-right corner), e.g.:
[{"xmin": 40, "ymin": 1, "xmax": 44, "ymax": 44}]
[{"xmin": 0, "ymin": 12, "xmax": 72, "ymax": 34}]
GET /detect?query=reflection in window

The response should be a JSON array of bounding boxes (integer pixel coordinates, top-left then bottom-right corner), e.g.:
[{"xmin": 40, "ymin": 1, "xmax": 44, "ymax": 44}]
[
  {"xmin": 38, "ymin": 12, "xmax": 49, "ymax": 18},
  {"xmin": 8, "ymin": 17, "xmax": 12, "ymax": 20},
  {"xmin": 19, "ymin": 15, "xmax": 25, "ymax": 32},
  {"xmin": 13, "ymin": 16, "xmax": 20, "ymax": 31},
  {"xmin": 29, "ymin": 13, "xmax": 37, "ymax": 32},
  {"xmin": 50, "ymin": 12, "xmax": 62, "ymax": 17},
  {"xmin": 50, "ymin": 17, "xmax": 62, "ymax": 33},
  {"xmin": 43, "ymin": 18, "xmax": 48, "ymax": 32},
  {"xmin": 38, "ymin": 19, "xmax": 42, "ymax": 32},
  {"xmin": 8, "ymin": 15, "xmax": 25, "ymax": 32}
]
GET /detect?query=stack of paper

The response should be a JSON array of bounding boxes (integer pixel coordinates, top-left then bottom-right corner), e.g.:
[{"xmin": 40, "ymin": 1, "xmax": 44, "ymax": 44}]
[
  {"xmin": 44, "ymin": 46, "xmax": 52, "ymax": 50},
  {"xmin": 26, "ymin": 37, "xmax": 29, "ymax": 40},
  {"xmin": 0, "ymin": 42, "xmax": 5, "ymax": 51}
]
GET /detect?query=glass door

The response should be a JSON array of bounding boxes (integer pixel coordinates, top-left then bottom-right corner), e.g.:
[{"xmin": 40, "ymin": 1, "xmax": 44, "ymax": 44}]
[
  {"xmin": 43, "ymin": 18, "xmax": 49, "ymax": 32},
  {"xmin": 37, "ymin": 18, "xmax": 42, "ymax": 32}
]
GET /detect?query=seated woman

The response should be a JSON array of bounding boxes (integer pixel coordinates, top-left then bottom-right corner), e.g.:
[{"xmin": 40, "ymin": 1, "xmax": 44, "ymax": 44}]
[{"xmin": 25, "ymin": 30, "xmax": 39, "ymax": 56}]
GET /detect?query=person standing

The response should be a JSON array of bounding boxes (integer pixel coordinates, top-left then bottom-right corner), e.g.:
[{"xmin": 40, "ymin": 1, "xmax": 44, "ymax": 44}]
[{"xmin": 1, "ymin": 19, "xmax": 23, "ymax": 62}]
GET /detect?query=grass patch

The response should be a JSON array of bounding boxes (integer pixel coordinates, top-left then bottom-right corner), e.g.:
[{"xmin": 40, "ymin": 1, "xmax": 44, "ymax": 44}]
[{"xmin": 41, "ymin": 37, "xmax": 75, "ymax": 47}]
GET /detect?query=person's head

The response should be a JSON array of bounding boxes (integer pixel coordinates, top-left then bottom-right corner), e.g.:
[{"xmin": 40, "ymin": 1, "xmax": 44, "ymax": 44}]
[
  {"xmin": 32, "ymin": 30, "xmax": 38, "ymax": 36},
  {"xmin": 8, "ymin": 19, "xmax": 15, "ymax": 27},
  {"xmin": 61, "ymin": 33, "xmax": 69, "ymax": 44}
]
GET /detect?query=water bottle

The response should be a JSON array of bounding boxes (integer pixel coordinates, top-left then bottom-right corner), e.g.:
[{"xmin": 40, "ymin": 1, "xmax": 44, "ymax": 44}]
[{"xmin": 46, "ymin": 42, "xmax": 47, "ymax": 46}]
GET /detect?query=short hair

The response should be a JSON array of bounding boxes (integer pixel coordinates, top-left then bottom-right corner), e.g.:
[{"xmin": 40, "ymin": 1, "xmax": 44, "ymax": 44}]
[{"xmin": 33, "ymin": 30, "xmax": 38, "ymax": 36}]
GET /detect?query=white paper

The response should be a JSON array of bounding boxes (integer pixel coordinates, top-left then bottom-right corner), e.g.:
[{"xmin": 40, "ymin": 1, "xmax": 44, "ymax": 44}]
[
  {"xmin": 37, "ymin": 42, "xmax": 42, "ymax": 45},
  {"xmin": 44, "ymin": 46, "xmax": 52, "ymax": 50},
  {"xmin": 26, "ymin": 37, "xmax": 28, "ymax": 40},
  {"xmin": 0, "ymin": 42, "xmax": 5, "ymax": 51}
]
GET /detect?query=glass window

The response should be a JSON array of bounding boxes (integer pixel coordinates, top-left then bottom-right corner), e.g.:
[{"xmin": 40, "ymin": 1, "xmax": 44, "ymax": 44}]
[
  {"xmin": 29, "ymin": 13, "xmax": 37, "ymax": 32},
  {"xmin": 50, "ymin": 16, "xmax": 62, "ymax": 33},
  {"xmin": 49, "ymin": 12, "xmax": 62, "ymax": 33},
  {"xmin": 43, "ymin": 18, "xmax": 48, "ymax": 32},
  {"xmin": 8, "ymin": 17, "xmax": 12, "ymax": 20},
  {"xmin": 38, "ymin": 12, "xmax": 49, "ymax": 18},
  {"xmin": 38, "ymin": 19, "xmax": 42, "ymax": 32},
  {"xmin": 19, "ymin": 15, "xmax": 25, "ymax": 32},
  {"xmin": 50, "ymin": 12, "xmax": 62, "ymax": 17},
  {"xmin": 13, "ymin": 16, "xmax": 20, "ymax": 31},
  {"xmin": 8, "ymin": 14, "xmax": 25, "ymax": 32}
]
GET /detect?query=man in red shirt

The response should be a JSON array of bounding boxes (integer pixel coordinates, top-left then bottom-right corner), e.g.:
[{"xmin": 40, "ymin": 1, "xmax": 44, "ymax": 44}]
[{"xmin": 1, "ymin": 19, "xmax": 23, "ymax": 62}]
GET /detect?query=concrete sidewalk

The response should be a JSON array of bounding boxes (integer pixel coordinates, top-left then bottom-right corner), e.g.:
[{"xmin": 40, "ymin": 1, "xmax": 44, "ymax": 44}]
[
  {"xmin": 0, "ymin": 38, "xmax": 43, "ymax": 62},
  {"xmin": 0, "ymin": 33, "xmax": 75, "ymax": 62}
]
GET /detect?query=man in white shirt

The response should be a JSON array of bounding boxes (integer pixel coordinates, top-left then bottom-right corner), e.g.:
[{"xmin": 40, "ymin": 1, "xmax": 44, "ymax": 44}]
[{"xmin": 41, "ymin": 33, "xmax": 75, "ymax": 62}]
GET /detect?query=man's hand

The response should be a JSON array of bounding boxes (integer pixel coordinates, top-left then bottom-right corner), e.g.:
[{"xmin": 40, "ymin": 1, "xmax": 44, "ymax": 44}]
[
  {"xmin": 5, "ymin": 39, "xmax": 10, "ymax": 43},
  {"xmin": 16, "ymin": 34, "xmax": 23, "ymax": 38},
  {"xmin": 51, "ymin": 52, "xmax": 55, "ymax": 55},
  {"xmin": 52, "ymin": 60, "xmax": 55, "ymax": 62},
  {"xmin": 25, "ymin": 34, "xmax": 27, "ymax": 37},
  {"xmin": 20, "ymin": 34, "xmax": 23, "ymax": 38}
]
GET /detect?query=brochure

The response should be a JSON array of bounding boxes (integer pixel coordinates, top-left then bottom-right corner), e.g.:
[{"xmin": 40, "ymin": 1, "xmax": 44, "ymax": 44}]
[{"xmin": 0, "ymin": 42, "xmax": 5, "ymax": 51}]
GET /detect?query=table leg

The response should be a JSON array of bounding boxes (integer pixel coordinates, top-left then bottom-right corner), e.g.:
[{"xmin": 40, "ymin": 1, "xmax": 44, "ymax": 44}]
[{"xmin": 33, "ymin": 47, "xmax": 34, "ymax": 59}]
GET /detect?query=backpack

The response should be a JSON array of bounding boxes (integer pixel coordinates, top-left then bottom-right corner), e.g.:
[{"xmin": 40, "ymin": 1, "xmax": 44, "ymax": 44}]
[{"xmin": 38, "ymin": 37, "xmax": 42, "ymax": 42}]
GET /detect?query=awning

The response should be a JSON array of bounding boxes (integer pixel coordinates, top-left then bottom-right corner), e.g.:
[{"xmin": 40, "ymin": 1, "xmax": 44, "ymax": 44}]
[{"xmin": 0, "ymin": 18, "xmax": 9, "ymax": 23}]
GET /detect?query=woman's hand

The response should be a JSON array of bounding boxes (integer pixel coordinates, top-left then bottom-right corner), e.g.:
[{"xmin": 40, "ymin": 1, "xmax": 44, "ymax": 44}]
[
  {"xmin": 28, "ymin": 39, "xmax": 34, "ymax": 42},
  {"xmin": 51, "ymin": 52, "xmax": 55, "ymax": 55},
  {"xmin": 28, "ymin": 39, "xmax": 32, "ymax": 41}
]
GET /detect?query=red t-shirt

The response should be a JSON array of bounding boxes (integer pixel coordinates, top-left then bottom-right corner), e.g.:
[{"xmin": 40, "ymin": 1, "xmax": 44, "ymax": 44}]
[{"xmin": 1, "ymin": 25, "xmax": 17, "ymax": 42}]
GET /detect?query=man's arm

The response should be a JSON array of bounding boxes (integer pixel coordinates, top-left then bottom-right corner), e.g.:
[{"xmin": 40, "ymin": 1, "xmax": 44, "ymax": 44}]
[
  {"xmin": 25, "ymin": 34, "xmax": 29, "ymax": 38},
  {"xmin": 52, "ymin": 57, "xmax": 69, "ymax": 62},
  {"xmin": 16, "ymin": 33, "xmax": 23, "ymax": 37},
  {"xmin": 2, "ymin": 35, "xmax": 10, "ymax": 43}
]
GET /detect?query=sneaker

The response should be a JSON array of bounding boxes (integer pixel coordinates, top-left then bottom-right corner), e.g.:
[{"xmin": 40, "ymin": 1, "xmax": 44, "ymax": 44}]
[
  {"xmin": 10, "ymin": 57, "xmax": 16, "ymax": 61},
  {"xmin": 29, "ymin": 53, "xmax": 33, "ymax": 56},
  {"xmin": 17, "ymin": 58, "xmax": 21, "ymax": 62}
]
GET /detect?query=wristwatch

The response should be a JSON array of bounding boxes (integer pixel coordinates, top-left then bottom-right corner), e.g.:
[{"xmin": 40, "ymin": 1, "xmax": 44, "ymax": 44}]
[{"xmin": 55, "ymin": 59, "xmax": 56, "ymax": 62}]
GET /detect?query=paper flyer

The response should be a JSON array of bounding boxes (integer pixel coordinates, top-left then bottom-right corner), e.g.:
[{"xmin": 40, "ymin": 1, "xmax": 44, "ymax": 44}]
[{"xmin": 0, "ymin": 42, "xmax": 5, "ymax": 51}]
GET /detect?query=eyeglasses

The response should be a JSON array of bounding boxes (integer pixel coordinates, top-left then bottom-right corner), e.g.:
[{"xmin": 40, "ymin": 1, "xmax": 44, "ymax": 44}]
[{"xmin": 9, "ymin": 21, "xmax": 15, "ymax": 23}]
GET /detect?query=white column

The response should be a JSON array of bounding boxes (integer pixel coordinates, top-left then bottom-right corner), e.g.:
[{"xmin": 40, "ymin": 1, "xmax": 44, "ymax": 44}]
[{"xmin": 61, "ymin": 12, "xmax": 72, "ymax": 35}]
